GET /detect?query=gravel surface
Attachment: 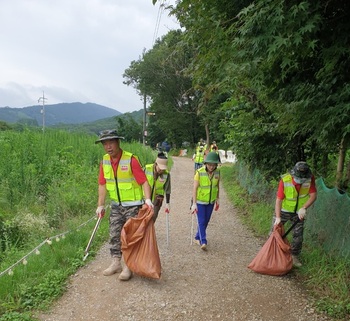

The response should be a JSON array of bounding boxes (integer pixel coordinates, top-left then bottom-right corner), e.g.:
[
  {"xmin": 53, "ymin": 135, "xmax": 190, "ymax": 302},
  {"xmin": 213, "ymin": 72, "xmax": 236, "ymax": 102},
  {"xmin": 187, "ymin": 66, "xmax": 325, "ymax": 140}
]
[{"xmin": 37, "ymin": 157, "xmax": 333, "ymax": 321}]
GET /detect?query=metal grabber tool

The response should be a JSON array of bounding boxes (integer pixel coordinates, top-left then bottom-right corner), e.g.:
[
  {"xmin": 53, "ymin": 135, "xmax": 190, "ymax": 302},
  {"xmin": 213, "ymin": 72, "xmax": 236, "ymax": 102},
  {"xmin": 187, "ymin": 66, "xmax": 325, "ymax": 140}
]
[
  {"xmin": 166, "ymin": 211, "xmax": 170, "ymax": 247},
  {"xmin": 83, "ymin": 216, "xmax": 102, "ymax": 261},
  {"xmin": 190, "ymin": 198, "xmax": 193, "ymax": 245},
  {"xmin": 190, "ymin": 212, "xmax": 194, "ymax": 245}
]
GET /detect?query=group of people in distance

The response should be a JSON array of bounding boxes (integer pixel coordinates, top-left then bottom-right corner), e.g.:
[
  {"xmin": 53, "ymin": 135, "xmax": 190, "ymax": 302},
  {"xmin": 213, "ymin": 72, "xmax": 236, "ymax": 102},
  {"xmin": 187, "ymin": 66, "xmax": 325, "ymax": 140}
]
[
  {"xmin": 192, "ymin": 138, "xmax": 218, "ymax": 170},
  {"xmin": 94, "ymin": 130, "xmax": 316, "ymax": 281}
]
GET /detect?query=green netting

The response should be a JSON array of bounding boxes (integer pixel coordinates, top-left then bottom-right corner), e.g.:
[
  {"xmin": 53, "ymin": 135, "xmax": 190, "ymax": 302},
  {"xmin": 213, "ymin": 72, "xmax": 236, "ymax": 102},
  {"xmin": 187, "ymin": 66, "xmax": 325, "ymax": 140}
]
[
  {"xmin": 305, "ymin": 178, "xmax": 350, "ymax": 259},
  {"xmin": 236, "ymin": 162, "xmax": 275, "ymax": 203}
]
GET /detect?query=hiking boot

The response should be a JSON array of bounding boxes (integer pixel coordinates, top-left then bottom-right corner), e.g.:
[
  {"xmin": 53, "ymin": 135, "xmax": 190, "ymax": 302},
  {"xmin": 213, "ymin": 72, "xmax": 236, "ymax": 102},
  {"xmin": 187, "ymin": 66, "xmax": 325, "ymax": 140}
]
[
  {"xmin": 201, "ymin": 243, "xmax": 207, "ymax": 251},
  {"xmin": 292, "ymin": 255, "xmax": 302, "ymax": 267},
  {"xmin": 194, "ymin": 239, "xmax": 200, "ymax": 246},
  {"xmin": 119, "ymin": 266, "xmax": 132, "ymax": 281},
  {"xmin": 103, "ymin": 257, "xmax": 122, "ymax": 276}
]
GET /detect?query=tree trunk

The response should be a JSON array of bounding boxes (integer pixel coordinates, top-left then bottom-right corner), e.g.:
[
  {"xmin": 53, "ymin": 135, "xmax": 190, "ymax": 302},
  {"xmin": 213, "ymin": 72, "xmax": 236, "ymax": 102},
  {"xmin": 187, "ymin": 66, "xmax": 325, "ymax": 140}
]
[
  {"xmin": 205, "ymin": 123, "xmax": 210, "ymax": 147},
  {"xmin": 336, "ymin": 137, "xmax": 346, "ymax": 188}
]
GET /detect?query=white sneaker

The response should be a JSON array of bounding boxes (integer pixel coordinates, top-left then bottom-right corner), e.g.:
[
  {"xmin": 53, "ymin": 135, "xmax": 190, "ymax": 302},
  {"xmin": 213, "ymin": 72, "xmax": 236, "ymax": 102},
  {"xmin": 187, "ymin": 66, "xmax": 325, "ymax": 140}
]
[{"xmin": 200, "ymin": 244, "xmax": 207, "ymax": 251}]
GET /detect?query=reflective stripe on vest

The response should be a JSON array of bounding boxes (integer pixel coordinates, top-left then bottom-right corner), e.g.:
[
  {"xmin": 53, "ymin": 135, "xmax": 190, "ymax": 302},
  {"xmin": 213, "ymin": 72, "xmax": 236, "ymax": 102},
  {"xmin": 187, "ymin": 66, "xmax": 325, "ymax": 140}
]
[
  {"xmin": 281, "ymin": 173, "xmax": 311, "ymax": 213},
  {"xmin": 196, "ymin": 166, "xmax": 220, "ymax": 204},
  {"xmin": 102, "ymin": 151, "xmax": 143, "ymax": 206}
]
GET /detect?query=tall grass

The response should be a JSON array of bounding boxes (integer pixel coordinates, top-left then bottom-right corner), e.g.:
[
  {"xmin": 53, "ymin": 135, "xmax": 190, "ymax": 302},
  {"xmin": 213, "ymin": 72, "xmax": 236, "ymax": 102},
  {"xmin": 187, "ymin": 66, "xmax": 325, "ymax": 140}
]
[
  {"xmin": 221, "ymin": 163, "xmax": 350, "ymax": 319},
  {"xmin": 0, "ymin": 128, "xmax": 156, "ymax": 320}
]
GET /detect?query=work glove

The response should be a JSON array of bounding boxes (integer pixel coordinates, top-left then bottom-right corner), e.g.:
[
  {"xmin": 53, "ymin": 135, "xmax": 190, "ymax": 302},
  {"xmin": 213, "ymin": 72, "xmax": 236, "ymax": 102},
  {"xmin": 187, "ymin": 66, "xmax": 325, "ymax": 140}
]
[
  {"xmin": 165, "ymin": 203, "xmax": 170, "ymax": 214},
  {"xmin": 191, "ymin": 203, "xmax": 197, "ymax": 214},
  {"xmin": 274, "ymin": 217, "xmax": 281, "ymax": 225},
  {"xmin": 96, "ymin": 206, "xmax": 105, "ymax": 218},
  {"xmin": 298, "ymin": 207, "xmax": 307, "ymax": 220},
  {"xmin": 145, "ymin": 198, "xmax": 154, "ymax": 208},
  {"xmin": 214, "ymin": 199, "xmax": 219, "ymax": 211}
]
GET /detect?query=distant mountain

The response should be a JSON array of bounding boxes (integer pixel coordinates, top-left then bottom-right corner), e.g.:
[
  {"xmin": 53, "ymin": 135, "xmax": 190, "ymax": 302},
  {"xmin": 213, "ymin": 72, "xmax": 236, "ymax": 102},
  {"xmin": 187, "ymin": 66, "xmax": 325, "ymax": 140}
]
[
  {"xmin": 0, "ymin": 102, "xmax": 121, "ymax": 126},
  {"xmin": 51, "ymin": 109, "xmax": 144, "ymax": 134}
]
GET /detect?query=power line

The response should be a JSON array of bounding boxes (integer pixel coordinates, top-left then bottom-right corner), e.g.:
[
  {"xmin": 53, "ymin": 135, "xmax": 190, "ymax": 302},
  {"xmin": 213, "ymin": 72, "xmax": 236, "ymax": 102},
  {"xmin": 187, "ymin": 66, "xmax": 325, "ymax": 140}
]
[{"xmin": 152, "ymin": 0, "xmax": 165, "ymax": 45}]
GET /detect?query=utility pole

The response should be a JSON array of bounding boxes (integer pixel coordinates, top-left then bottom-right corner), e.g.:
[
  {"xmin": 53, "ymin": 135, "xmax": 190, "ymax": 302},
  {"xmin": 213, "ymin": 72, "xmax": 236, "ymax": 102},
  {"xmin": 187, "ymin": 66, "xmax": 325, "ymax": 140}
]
[
  {"xmin": 143, "ymin": 92, "xmax": 147, "ymax": 146},
  {"xmin": 38, "ymin": 91, "xmax": 47, "ymax": 132}
]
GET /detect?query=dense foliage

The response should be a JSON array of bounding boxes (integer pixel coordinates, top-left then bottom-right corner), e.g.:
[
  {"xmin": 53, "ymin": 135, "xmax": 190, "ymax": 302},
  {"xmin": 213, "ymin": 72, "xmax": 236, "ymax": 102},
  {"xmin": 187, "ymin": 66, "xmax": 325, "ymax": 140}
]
[{"xmin": 136, "ymin": 0, "xmax": 350, "ymax": 189}]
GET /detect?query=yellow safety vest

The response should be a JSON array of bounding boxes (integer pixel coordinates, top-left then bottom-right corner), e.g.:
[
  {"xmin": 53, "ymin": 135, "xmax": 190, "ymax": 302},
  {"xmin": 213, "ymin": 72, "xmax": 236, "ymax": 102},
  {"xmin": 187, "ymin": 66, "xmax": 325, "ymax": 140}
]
[
  {"xmin": 102, "ymin": 151, "xmax": 143, "ymax": 206},
  {"xmin": 281, "ymin": 173, "xmax": 311, "ymax": 213},
  {"xmin": 195, "ymin": 144, "xmax": 207, "ymax": 163},
  {"xmin": 144, "ymin": 164, "xmax": 169, "ymax": 201},
  {"xmin": 196, "ymin": 166, "xmax": 220, "ymax": 204}
]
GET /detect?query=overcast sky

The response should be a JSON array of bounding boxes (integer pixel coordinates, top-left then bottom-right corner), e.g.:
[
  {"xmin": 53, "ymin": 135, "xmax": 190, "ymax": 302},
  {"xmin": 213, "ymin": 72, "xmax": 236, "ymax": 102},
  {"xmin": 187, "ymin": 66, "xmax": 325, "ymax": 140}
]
[{"xmin": 0, "ymin": 0, "xmax": 179, "ymax": 113}]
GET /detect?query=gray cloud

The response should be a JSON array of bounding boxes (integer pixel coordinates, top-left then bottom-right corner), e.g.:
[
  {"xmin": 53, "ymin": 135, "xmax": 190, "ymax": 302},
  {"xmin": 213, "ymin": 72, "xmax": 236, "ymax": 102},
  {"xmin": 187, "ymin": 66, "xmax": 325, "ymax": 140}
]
[{"xmin": 0, "ymin": 0, "xmax": 178, "ymax": 113}]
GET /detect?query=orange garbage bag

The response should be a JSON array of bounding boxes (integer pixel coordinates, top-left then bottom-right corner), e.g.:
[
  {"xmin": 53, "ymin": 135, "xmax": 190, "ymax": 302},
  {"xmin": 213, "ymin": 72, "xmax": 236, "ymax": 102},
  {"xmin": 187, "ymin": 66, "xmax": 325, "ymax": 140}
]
[
  {"xmin": 121, "ymin": 206, "xmax": 161, "ymax": 279},
  {"xmin": 248, "ymin": 224, "xmax": 293, "ymax": 276}
]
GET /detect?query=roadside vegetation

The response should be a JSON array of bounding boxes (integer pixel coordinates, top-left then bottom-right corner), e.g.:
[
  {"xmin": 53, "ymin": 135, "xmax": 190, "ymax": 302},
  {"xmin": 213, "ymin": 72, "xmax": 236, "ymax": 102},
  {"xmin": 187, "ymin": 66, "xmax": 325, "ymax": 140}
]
[
  {"xmin": 221, "ymin": 164, "xmax": 350, "ymax": 319},
  {"xmin": 0, "ymin": 129, "xmax": 157, "ymax": 321}
]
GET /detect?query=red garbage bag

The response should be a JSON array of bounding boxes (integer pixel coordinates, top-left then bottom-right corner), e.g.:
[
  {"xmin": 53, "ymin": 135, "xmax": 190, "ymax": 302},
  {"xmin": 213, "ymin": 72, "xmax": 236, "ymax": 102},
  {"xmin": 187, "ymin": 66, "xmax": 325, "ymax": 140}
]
[
  {"xmin": 248, "ymin": 224, "xmax": 293, "ymax": 276},
  {"xmin": 121, "ymin": 206, "xmax": 161, "ymax": 279}
]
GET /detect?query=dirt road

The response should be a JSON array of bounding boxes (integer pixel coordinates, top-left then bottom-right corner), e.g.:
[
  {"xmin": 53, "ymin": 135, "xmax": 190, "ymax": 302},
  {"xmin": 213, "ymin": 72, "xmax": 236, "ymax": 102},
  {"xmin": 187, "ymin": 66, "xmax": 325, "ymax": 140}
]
[{"xmin": 38, "ymin": 157, "xmax": 331, "ymax": 321}]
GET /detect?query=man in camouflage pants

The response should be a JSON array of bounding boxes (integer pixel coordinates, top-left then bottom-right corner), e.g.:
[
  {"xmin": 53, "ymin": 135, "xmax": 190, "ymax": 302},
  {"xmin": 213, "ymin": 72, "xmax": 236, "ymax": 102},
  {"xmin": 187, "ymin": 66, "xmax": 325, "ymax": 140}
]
[
  {"xmin": 272, "ymin": 161, "xmax": 317, "ymax": 267},
  {"xmin": 95, "ymin": 130, "xmax": 153, "ymax": 281}
]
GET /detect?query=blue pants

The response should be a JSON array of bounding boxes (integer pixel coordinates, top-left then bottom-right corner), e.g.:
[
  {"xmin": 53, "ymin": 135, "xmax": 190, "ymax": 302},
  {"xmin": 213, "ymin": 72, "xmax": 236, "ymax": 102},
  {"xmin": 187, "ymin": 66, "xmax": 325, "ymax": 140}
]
[
  {"xmin": 194, "ymin": 162, "xmax": 203, "ymax": 171},
  {"xmin": 195, "ymin": 203, "xmax": 214, "ymax": 245}
]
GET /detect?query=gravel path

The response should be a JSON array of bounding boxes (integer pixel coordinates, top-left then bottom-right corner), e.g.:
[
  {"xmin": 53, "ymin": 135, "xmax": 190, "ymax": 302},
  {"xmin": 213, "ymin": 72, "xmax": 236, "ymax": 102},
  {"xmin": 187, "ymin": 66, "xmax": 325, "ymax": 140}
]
[{"xmin": 37, "ymin": 157, "xmax": 332, "ymax": 321}]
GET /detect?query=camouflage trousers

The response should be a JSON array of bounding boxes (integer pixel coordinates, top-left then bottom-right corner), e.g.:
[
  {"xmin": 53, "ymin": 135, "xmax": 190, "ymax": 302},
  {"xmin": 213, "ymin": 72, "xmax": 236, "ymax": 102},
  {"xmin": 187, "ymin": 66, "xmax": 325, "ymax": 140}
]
[
  {"xmin": 109, "ymin": 202, "xmax": 141, "ymax": 258},
  {"xmin": 152, "ymin": 195, "xmax": 164, "ymax": 222},
  {"xmin": 271, "ymin": 211, "xmax": 304, "ymax": 256}
]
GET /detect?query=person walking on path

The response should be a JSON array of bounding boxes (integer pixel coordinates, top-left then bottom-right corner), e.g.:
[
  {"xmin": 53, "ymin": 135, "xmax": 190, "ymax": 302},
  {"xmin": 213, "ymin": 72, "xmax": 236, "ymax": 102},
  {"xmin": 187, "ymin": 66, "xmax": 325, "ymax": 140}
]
[
  {"xmin": 143, "ymin": 152, "xmax": 171, "ymax": 222},
  {"xmin": 95, "ymin": 129, "xmax": 153, "ymax": 281},
  {"xmin": 210, "ymin": 140, "xmax": 218, "ymax": 152},
  {"xmin": 272, "ymin": 161, "xmax": 317, "ymax": 267},
  {"xmin": 191, "ymin": 151, "xmax": 220, "ymax": 250},
  {"xmin": 192, "ymin": 138, "xmax": 207, "ymax": 171}
]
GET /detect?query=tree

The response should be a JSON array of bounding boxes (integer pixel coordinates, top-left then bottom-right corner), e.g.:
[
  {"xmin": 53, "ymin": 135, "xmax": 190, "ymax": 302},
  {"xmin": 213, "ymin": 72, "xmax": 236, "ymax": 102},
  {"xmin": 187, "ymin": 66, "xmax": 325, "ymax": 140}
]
[
  {"xmin": 116, "ymin": 114, "xmax": 142, "ymax": 142},
  {"xmin": 169, "ymin": 0, "xmax": 350, "ymax": 186},
  {"xmin": 123, "ymin": 30, "xmax": 205, "ymax": 147}
]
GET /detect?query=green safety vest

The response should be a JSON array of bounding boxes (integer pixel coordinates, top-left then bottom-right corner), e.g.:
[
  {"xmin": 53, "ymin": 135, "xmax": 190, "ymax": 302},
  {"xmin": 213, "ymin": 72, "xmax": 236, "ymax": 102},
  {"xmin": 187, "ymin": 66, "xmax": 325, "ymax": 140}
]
[
  {"xmin": 102, "ymin": 151, "xmax": 143, "ymax": 206},
  {"xmin": 196, "ymin": 166, "xmax": 220, "ymax": 204},
  {"xmin": 281, "ymin": 173, "xmax": 311, "ymax": 213},
  {"xmin": 144, "ymin": 164, "xmax": 169, "ymax": 201}
]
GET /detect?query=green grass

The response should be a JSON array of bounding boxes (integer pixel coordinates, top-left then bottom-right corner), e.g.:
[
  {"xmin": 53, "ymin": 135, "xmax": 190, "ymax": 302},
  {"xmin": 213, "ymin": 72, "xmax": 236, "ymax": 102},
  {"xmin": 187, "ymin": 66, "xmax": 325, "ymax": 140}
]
[
  {"xmin": 0, "ymin": 216, "xmax": 109, "ymax": 319},
  {"xmin": 0, "ymin": 129, "xmax": 157, "ymax": 320},
  {"xmin": 301, "ymin": 248, "xmax": 350, "ymax": 319},
  {"xmin": 220, "ymin": 163, "xmax": 350, "ymax": 319}
]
